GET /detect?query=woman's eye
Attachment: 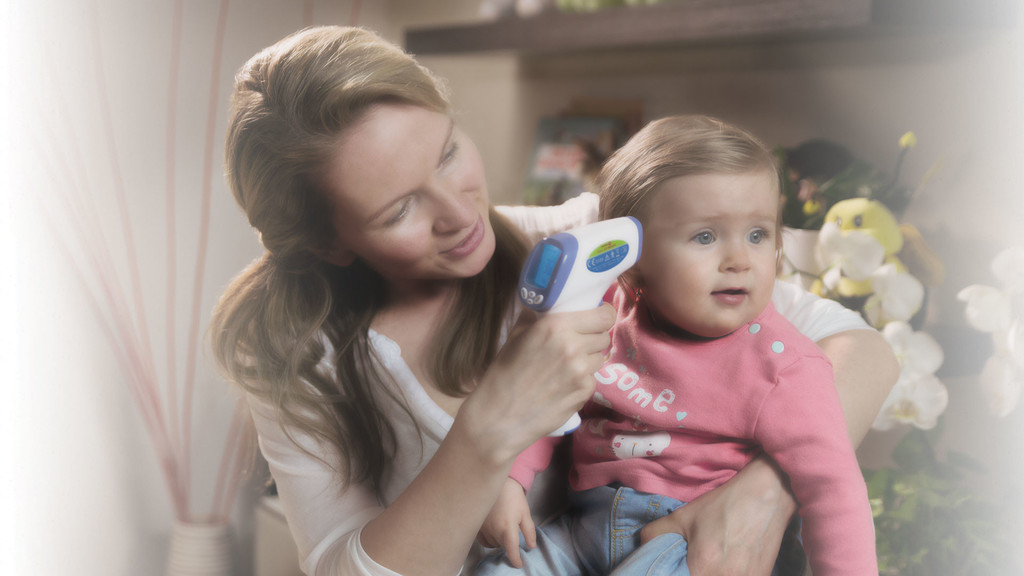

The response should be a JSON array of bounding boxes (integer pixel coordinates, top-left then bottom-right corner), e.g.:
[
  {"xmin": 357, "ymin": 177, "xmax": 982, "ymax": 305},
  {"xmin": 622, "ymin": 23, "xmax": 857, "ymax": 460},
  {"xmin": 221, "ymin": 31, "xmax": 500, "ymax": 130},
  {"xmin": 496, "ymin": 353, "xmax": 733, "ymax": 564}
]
[
  {"xmin": 385, "ymin": 200, "xmax": 411, "ymax": 225},
  {"xmin": 439, "ymin": 141, "xmax": 459, "ymax": 169},
  {"xmin": 694, "ymin": 231, "xmax": 714, "ymax": 245}
]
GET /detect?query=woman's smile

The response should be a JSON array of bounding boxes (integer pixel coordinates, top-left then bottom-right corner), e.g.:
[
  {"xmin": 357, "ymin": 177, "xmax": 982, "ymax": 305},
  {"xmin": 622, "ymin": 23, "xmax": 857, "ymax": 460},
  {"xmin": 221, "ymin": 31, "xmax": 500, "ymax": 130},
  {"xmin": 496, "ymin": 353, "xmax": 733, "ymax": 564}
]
[{"xmin": 443, "ymin": 216, "xmax": 485, "ymax": 259}]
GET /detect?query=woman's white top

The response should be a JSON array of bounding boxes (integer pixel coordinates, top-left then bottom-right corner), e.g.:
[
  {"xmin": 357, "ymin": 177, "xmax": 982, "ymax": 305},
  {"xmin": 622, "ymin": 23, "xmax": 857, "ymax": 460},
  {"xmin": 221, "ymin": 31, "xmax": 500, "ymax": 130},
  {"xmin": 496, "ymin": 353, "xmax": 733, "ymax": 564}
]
[{"xmin": 248, "ymin": 193, "xmax": 871, "ymax": 576}]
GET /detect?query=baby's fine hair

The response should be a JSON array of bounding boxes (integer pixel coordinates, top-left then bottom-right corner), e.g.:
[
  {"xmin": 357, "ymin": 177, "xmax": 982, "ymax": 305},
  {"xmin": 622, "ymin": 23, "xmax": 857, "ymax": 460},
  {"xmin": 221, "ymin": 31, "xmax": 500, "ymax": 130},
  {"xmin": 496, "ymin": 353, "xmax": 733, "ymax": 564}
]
[{"xmin": 597, "ymin": 115, "xmax": 780, "ymax": 224}]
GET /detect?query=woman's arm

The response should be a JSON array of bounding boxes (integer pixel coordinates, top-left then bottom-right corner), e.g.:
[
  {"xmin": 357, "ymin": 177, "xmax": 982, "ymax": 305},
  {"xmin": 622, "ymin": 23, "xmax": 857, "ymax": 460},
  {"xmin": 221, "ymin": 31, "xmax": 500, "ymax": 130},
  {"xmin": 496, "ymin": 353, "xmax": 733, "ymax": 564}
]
[
  {"xmin": 640, "ymin": 323, "xmax": 899, "ymax": 575},
  {"xmin": 359, "ymin": 415, "xmax": 517, "ymax": 575},
  {"xmin": 820, "ymin": 327, "xmax": 900, "ymax": 446},
  {"xmin": 256, "ymin": 305, "xmax": 614, "ymax": 576},
  {"xmin": 256, "ymin": 388, "xmax": 514, "ymax": 576},
  {"xmin": 360, "ymin": 305, "xmax": 616, "ymax": 576}
]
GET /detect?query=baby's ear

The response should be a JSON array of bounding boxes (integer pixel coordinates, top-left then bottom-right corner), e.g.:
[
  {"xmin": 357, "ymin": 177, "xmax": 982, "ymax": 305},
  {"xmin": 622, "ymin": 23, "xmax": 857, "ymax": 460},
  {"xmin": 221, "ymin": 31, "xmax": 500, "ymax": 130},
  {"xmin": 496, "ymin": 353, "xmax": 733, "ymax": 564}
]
[
  {"xmin": 622, "ymin": 267, "xmax": 644, "ymax": 289},
  {"xmin": 619, "ymin": 269, "xmax": 645, "ymax": 301}
]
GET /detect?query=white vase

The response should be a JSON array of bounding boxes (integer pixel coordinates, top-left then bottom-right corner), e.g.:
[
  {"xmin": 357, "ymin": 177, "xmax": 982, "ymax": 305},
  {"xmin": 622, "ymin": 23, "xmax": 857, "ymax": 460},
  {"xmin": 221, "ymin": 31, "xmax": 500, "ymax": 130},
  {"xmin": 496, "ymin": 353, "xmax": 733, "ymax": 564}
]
[
  {"xmin": 165, "ymin": 520, "xmax": 234, "ymax": 576},
  {"xmin": 780, "ymin": 226, "xmax": 823, "ymax": 290}
]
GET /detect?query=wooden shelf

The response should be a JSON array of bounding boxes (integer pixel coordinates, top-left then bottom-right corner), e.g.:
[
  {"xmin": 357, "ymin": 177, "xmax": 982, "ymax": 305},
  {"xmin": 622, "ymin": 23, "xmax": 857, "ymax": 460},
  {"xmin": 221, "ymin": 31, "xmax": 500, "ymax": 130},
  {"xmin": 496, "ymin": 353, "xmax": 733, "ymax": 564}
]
[{"xmin": 404, "ymin": 0, "xmax": 1018, "ymax": 56}]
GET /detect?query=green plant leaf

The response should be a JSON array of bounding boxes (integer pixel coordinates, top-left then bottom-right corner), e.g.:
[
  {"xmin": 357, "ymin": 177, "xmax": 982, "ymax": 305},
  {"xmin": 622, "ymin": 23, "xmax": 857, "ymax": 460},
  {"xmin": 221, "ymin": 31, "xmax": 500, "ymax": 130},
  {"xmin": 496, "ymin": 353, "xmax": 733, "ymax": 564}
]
[
  {"xmin": 945, "ymin": 449, "xmax": 989, "ymax": 474},
  {"xmin": 891, "ymin": 429, "xmax": 936, "ymax": 473}
]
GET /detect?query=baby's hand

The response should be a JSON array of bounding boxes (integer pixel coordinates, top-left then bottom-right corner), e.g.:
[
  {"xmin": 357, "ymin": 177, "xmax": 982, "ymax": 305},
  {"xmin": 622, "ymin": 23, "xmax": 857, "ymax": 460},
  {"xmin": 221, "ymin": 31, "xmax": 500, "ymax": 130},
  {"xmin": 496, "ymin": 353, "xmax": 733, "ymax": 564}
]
[{"xmin": 477, "ymin": 478, "xmax": 537, "ymax": 569}]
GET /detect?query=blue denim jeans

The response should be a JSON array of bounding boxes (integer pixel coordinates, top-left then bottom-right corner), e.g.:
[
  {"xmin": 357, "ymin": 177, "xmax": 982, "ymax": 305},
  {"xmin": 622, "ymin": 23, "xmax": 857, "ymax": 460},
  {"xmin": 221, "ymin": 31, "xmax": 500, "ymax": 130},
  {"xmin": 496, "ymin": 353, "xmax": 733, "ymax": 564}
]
[
  {"xmin": 475, "ymin": 485, "xmax": 805, "ymax": 576},
  {"xmin": 475, "ymin": 485, "xmax": 690, "ymax": 576}
]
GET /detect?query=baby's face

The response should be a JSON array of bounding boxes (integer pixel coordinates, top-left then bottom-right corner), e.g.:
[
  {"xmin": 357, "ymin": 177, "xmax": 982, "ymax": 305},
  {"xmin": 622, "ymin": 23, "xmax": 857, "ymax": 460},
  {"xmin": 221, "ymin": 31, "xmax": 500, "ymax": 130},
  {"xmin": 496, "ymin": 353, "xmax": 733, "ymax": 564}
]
[{"xmin": 632, "ymin": 170, "xmax": 779, "ymax": 338}]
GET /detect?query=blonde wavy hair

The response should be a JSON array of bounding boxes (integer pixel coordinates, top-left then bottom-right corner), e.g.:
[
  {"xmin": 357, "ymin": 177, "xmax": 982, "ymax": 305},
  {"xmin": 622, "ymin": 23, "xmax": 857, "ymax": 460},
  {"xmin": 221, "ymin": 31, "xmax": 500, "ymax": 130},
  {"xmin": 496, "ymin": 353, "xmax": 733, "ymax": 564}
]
[{"xmin": 211, "ymin": 26, "xmax": 527, "ymax": 497}]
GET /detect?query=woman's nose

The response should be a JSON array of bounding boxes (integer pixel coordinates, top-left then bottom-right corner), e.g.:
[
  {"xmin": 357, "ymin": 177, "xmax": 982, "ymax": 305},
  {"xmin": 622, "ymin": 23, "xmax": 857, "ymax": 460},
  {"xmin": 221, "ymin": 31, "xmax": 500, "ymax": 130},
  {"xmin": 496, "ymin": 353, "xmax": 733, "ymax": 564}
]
[{"xmin": 429, "ymin": 183, "xmax": 476, "ymax": 234}]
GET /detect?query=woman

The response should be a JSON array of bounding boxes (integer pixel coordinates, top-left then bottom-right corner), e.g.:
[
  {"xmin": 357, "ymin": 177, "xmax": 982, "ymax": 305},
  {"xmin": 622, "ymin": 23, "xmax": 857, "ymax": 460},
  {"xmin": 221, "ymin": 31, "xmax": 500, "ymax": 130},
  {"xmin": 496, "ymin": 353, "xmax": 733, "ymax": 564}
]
[{"xmin": 210, "ymin": 26, "xmax": 898, "ymax": 576}]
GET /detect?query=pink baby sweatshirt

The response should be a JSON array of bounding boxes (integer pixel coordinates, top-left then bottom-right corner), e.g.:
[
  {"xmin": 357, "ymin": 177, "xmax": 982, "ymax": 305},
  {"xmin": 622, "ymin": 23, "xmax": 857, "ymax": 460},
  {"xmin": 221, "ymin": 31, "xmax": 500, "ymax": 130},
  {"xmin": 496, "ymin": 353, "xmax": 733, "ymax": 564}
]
[{"xmin": 511, "ymin": 287, "xmax": 877, "ymax": 576}]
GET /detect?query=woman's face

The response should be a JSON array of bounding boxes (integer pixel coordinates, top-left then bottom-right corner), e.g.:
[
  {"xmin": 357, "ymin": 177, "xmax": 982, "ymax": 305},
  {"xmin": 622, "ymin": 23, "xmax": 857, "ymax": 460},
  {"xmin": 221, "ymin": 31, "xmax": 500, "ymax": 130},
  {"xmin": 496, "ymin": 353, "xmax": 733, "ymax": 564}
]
[{"xmin": 322, "ymin": 104, "xmax": 494, "ymax": 294}]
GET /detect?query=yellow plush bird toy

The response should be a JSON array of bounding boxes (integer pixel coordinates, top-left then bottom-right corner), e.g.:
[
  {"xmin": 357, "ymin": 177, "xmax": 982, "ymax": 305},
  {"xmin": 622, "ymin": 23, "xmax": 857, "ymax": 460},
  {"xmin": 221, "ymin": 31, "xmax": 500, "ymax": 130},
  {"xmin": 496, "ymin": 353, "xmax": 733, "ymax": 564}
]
[{"xmin": 814, "ymin": 197, "xmax": 906, "ymax": 298}]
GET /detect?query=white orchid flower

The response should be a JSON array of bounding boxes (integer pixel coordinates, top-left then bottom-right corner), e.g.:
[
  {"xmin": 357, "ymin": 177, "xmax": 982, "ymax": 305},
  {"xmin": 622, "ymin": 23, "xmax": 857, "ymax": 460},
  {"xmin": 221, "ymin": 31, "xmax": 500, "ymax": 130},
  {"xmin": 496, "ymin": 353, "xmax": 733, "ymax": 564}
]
[
  {"xmin": 1007, "ymin": 319, "xmax": 1024, "ymax": 370},
  {"xmin": 818, "ymin": 221, "xmax": 886, "ymax": 282},
  {"xmin": 872, "ymin": 370, "xmax": 949, "ymax": 431},
  {"xmin": 992, "ymin": 246, "xmax": 1024, "ymax": 295},
  {"xmin": 863, "ymin": 264, "xmax": 925, "ymax": 327},
  {"xmin": 882, "ymin": 321, "xmax": 944, "ymax": 377},
  {"xmin": 957, "ymin": 284, "xmax": 1013, "ymax": 335},
  {"xmin": 978, "ymin": 351, "xmax": 1023, "ymax": 418},
  {"xmin": 958, "ymin": 248, "xmax": 1024, "ymax": 418}
]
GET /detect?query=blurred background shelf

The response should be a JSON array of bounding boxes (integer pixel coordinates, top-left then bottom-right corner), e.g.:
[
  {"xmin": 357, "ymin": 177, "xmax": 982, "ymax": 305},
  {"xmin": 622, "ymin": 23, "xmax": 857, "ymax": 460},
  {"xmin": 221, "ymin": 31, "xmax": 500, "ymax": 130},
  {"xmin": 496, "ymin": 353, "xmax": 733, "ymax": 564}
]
[{"xmin": 405, "ymin": 0, "xmax": 1018, "ymax": 56}]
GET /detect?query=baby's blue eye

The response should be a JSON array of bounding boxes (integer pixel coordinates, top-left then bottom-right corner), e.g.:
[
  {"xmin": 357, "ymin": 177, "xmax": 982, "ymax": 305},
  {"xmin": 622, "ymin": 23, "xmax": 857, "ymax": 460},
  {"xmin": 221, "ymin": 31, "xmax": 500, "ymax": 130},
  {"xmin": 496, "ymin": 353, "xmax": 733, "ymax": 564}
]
[
  {"xmin": 694, "ymin": 231, "xmax": 714, "ymax": 245},
  {"xmin": 749, "ymin": 230, "xmax": 766, "ymax": 244}
]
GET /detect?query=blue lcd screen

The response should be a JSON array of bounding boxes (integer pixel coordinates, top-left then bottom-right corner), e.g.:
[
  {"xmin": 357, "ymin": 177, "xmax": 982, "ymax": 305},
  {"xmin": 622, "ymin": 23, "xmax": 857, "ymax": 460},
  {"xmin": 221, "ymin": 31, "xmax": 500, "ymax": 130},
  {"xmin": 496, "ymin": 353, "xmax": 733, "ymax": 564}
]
[{"xmin": 532, "ymin": 243, "xmax": 562, "ymax": 289}]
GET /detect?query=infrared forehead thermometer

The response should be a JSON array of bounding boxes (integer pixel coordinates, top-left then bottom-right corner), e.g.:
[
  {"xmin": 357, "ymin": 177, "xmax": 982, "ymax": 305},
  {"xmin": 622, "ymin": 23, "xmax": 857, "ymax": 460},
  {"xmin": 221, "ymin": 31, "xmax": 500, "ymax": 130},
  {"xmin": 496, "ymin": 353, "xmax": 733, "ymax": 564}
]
[{"xmin": 518, "ymin": 216, "xmax": 643, "ymax": 435}]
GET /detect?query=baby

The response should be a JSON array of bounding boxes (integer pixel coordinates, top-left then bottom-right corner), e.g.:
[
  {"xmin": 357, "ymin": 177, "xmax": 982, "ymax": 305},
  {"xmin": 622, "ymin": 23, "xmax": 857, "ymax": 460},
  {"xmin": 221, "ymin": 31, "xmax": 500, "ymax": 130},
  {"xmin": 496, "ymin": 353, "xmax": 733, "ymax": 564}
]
[{"xmin": 477, "ymin": 115, "xmax": 877, "ymax": 576}]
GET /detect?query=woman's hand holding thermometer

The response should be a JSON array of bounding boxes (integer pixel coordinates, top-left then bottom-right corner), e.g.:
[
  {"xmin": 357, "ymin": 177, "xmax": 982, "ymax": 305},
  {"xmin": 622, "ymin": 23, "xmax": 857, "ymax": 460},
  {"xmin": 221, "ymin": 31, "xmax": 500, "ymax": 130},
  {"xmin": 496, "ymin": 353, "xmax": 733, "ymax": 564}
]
[{"xmin": 518, "ymin": 216, "xmax": 643, "ymax": 436}]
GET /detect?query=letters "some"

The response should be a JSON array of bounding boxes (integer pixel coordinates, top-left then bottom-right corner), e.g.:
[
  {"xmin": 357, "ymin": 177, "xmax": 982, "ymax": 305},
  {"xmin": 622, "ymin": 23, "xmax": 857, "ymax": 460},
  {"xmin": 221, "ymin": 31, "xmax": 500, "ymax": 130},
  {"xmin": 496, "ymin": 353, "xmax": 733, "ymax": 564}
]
[{"xmin": 594, "ymin": 363, "xmax": 675, "ymax": 412}]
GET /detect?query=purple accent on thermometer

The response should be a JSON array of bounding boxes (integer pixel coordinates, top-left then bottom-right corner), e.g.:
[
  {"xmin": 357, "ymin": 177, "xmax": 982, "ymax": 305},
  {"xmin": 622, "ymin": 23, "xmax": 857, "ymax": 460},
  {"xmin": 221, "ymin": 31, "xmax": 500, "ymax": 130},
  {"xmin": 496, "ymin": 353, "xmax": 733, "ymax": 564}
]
[{"xmin": 519, "ymin": 233, "xmax": 578, "ymax": 312}]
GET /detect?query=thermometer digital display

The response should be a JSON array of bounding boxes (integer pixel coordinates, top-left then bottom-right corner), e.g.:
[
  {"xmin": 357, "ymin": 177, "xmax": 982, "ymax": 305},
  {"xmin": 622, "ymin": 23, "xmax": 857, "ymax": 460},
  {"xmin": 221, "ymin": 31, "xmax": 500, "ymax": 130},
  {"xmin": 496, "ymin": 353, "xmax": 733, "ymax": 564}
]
[{"xmin": 531, "ymin": 243, "xmax": 562, "ymax": 290}]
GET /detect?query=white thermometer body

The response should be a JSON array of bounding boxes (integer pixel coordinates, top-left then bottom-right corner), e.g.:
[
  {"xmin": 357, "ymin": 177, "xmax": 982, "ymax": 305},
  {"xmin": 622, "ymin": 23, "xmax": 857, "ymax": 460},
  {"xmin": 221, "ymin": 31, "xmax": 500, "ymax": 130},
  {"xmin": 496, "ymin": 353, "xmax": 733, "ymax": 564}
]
[{"xmin": 518, "ymin": 216, "xmax": 643, "ymax": 435}]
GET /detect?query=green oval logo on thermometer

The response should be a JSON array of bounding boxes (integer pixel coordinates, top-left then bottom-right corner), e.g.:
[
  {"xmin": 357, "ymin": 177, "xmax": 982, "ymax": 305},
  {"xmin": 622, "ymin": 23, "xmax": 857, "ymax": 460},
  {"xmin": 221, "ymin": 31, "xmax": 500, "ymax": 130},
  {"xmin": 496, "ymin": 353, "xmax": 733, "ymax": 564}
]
[{"xmin": 586, "ymin": 240, "xmax": 630, "ymax": 273}]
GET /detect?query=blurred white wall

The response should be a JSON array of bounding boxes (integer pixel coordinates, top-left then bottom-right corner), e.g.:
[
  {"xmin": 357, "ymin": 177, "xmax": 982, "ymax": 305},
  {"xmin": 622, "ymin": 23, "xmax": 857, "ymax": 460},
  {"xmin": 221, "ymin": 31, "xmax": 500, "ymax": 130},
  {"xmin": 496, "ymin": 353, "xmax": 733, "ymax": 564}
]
[{"xmin": 3, "ymin": 2, "xmax": 391, "ymax": 575}]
